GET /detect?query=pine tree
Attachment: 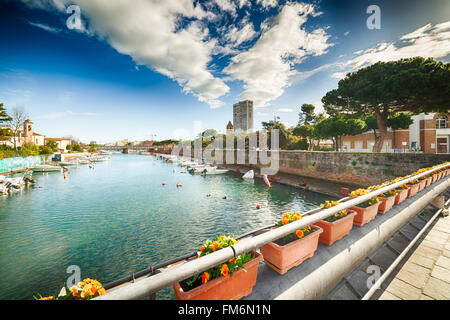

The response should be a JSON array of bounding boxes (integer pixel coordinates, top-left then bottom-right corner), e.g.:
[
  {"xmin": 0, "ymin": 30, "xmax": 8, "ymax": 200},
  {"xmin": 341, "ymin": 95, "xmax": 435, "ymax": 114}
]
[{"xmin": 0, "ymin": 103, "xmax": 12, "ymax": 123}]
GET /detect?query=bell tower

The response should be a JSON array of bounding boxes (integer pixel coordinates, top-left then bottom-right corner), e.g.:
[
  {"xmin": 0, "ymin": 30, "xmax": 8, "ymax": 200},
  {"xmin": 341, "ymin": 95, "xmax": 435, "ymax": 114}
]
[{"xmin": 23, "ymin": 119, "xmax": 33, "ymax": 144}]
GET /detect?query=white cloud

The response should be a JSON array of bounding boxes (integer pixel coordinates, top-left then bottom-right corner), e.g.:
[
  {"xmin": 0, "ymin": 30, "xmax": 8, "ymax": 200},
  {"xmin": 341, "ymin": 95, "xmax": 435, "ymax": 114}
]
[
  {"xmin": 214, "ymin": 0, "xmax": 237, "ymax": 16},
  {"xmin": 37, "ymin": 110, "xmax": 100, "ymax": 119},
  {"xmin": 22, "ymin": 0, "xmax": 230, "ymax": 109},
  {"xmin": 237, "ymin": 0, "xmax": 251, "ymax": 9},
  {"xmin": 277, "ymin": 108, "xmax": 293, "ymax": 112},
  {"xmin": 223, "ymin": 3, "xmax": 333, "ymax": 108},
  {"xmin": 28, "ymin": 21, "xmax": 62, "ymax": 33},
  {"xmin": 224, "ymin": 23, "xmax": 258, "ymax": 47},
  {"xmin": 257, "ymin": 0, "xmax": 278, "ymax": 9},
  {"xmin": 348, "ymin": 22, "xmax": 450, "ymax": 69},
  {"xmin": 344, "ymin": 31, "xmax": 350, "ymax": 36},
  {"xmin": 330, "ymin": 71, "xmax": 347, "ymax": 79}
]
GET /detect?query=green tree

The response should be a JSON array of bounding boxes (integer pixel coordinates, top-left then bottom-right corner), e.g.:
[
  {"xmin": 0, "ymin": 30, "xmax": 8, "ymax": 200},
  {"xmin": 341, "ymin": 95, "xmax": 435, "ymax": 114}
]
[
  {"xmin": 322, "ymin": 57, "xmax": 450, "ymax": 152},
  {"xmin": 298, "ymin": 104, "xmax": 316, "ymax": 126},
  {"xmin": 293, "ymin": 125, "xmax": 315, "ymax": 150},
  {"xmin": 364, "ymin": 113, "xmax": 413, "ymax": 149},
  {"xmin": 39, "ymin": 145, "xmax": 53, "ymax": 155},
  {"xmin": 0, "ymin": 103, "xmax": 12, "ymax": 123},
  {"xmin": 314, "ymin": 117, "xmax": 366, "ymax": 151},
  {"xmin": 261, "ymin": 120, "xmax": 294, "ymax": 150},
  {"xmin": 72, "ymin": 144, "xmax": 84, "ymax": 152},
  {"xmin": 46, "ymin": 140, "xmax": 58, "ymax": 151}
]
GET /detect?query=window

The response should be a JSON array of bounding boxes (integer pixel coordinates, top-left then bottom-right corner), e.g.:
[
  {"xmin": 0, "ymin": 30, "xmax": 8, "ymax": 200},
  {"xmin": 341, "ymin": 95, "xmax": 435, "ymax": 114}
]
[{"xmin": 436, "ymin": 115, "xmax": 447, "ymax": 129}]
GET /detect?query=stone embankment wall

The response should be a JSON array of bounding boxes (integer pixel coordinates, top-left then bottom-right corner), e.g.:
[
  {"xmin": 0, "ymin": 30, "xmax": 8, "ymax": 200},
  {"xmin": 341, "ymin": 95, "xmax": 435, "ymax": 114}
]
[{"xmin": 211, "ymin": 151, "xmax": 450, "ymax": 187}]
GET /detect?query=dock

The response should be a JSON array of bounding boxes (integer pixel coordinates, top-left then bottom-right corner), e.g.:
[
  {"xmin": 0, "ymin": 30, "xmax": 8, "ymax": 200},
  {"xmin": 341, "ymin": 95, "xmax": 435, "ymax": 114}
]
[{"xmin": 0, "ymin": 168, "xmax": 31, "ymax": 176}]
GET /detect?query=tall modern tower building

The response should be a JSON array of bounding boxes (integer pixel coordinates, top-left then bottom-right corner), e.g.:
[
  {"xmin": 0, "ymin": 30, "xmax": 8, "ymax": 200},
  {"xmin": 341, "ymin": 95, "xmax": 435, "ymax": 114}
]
[{"xmin": 233, "ymin": 100, "xmax": 254, "ymax": 133}]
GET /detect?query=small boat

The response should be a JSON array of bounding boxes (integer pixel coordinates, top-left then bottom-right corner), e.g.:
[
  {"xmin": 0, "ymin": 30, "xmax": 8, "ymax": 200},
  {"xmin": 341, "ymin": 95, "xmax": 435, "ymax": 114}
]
[
  {"xmin": 59, "ymin": 161, "xmax": 78, "ymax": 167},
  {"xmin": 5, "ymin": 177, "xmax": 24, "ymax": 191},
  {"xmin": 90, "ymin": 156, "xmax": 110, "ymax": 162},
  {"xmin": 242, "ymin": 170, "xmax": 254, "ymax": 179},
  {"xmin": 77, "ymin": 159, "xmax": 91, "ymax": 164},
  {"xmin": 205, "ymin": 168, "xmax": 229, "ymax": 175},
  {"xmin": 0, "ymin": 183, "xmax": 8, "ymax": 195},
  {"xmin": 31, "ymin": 165, "xmax": 63, "ymax": 172}
]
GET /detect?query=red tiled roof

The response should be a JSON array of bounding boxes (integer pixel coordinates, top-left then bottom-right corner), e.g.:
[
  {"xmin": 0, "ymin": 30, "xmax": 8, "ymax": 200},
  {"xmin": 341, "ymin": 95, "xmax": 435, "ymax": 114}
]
[
  {"xmin": 33, "ymin": 133, "xmax": 45, "ymax": 136},
  {"xmin": 45, "ymin": 137, "xmax": 70, "ymax": 141}
]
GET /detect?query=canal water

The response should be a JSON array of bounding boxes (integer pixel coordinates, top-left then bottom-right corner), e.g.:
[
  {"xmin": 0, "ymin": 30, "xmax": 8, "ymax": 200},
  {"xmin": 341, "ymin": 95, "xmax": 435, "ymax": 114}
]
[{"xmin": 0, "ymin": 154, "xmax": 330, "ymax": 299}]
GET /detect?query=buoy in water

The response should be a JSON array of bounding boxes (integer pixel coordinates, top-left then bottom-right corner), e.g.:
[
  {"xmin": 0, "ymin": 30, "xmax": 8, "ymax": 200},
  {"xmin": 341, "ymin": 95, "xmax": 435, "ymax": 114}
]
[
  {"xmin": 63, "ymin": 174, "xmax": 66, "ymax": 180},
  {"xmin": 162, "ymin": 183, "xmax": 166, "ymax": 186},
  {"xmin": 222, "ymin": 195, "xmax": 227, "ymax": 199},
  {"xmin": 256, "ymin": 204, "xmax": 260, "ymax": 209},
  {"xmin": 176, "ymin": 184, "xmax": 182, "ymax": 187}
]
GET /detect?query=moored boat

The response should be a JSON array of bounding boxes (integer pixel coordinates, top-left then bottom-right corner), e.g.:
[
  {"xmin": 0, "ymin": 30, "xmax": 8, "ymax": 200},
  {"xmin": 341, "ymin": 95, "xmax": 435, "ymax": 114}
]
[{"xmin": 31, "ymin": 165, "xmax": 63, "ymax": 172}]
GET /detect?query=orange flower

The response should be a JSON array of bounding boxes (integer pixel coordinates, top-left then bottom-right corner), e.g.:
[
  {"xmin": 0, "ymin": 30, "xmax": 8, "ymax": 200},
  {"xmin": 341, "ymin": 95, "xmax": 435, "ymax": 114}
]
[
  {"xmin": 69, "ymin": 286, "xmax": 79, "ymax": 297},
  {"xmin": 98, "ymin": 288, "xmax": 106, "ymax": 296},
  {"xmin": 89, "ymin": 284, "xmax": 97, "ymax": 295},
  {"xmin": 201, "ymin": 272, "xmax": 210, "ymax": 284},
  {"xmin": 212, "ymin": 241, "xmax": 219, "ymax": 251},
  {"xmin": 295, "ymin": 230, "xmax": 304, "ymax": 238},
  {"xmin": 281, "ymin": 217, "xmax": 290, "ymax": 225},
  {"xmin": 221, "ymin": 264, "xmax": 229, "ymax": 276},
  {"xmin": 199, "ymin": 246, "xmax": 205, "ymax": 252},
  {"xmin": 292, "ymin": 215, "xmax": 300, "ymax": 221},
  {"xmin": 229, "ymin": 257, "xmax": 236, "ymax": 263}
]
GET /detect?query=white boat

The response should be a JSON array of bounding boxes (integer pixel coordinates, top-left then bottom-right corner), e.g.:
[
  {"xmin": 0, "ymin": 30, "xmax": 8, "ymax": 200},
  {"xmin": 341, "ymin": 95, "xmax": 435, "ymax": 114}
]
[
  {"xmin": 242, "ymin": 170, "xmax": 254, "ymax": 179},
  {"xmin": 0, "ymin": 183, "xmax": 8, "ymax": 195},
  {"xmin": 4, "ymin": 177, "xmax": 24, "ymax": 191},
  {"xmin": 205, "ymin": 167, "xmax": 229, "ymax": 175},
  {"xmin": 31, "ymin": 165, "xmax": 63, "ymax": 172},
  {"xmin": 59, "ymin": 161, "xmax": 78, "ymax": 167},
  {"xmin": 91, "ymin": 156, "xmax": 110, "ymax": 162},
  {"xmin": 77, "ymin": 159, "xmax": 91, "ymax": 164}
]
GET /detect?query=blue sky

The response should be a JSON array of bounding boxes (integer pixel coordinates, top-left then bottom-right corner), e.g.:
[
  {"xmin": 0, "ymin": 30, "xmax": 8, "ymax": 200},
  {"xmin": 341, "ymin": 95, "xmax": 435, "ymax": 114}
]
[{"xmin": 0, "ymin": 0, "xmax": 449, "ymax": 143}]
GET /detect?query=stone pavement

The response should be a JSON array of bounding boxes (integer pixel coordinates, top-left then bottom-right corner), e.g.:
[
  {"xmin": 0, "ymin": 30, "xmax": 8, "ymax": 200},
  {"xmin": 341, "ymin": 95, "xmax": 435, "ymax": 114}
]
[{"xmin": 378, "ymin": 213, "xmax": 450, "ymax": 300}]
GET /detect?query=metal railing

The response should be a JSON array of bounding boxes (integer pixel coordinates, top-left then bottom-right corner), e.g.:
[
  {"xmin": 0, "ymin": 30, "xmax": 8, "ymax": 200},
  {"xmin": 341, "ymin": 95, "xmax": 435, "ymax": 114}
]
[{"xmin": 95, "ymin": 163, "xmax": 450, "ymax": 300}]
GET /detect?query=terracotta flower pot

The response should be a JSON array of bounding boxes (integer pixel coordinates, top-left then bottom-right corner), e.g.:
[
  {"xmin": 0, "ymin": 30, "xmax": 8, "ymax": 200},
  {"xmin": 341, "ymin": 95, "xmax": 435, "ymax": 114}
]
[
  {"xmin": 173, "ymin": 250, "xmax": 263, "ymax": 300},
  {"xmin": 260, "ymin": 225, "xmax": 323, "ymax": 275},
  {"xmin": 394, "ymin": 188, "xmax": 409, "ymax": 205},
  {"xmin": 378, "ymin": 196, "xmax": 396, "ymax": 214},
  {"xmin": 407, "ymin": 183, "xmax": 420, "ymax": 197},
  {"xmin": 417, "ymin": 179, "xmax": 426, "ymax": 192},
  {"xmin": 314, "ymin": 210, "xmax": 357, "ymax": 246},
  {"xmin": 425, "ymin": 176, "xmax": 432, "ymax": 187},
  {"xmin": 351, "ymin": 202, "xmax": 380, "ymax": 227},
  {"xmin": 431, "ymin": 174, "xmax": 438, "ymax": 184}
]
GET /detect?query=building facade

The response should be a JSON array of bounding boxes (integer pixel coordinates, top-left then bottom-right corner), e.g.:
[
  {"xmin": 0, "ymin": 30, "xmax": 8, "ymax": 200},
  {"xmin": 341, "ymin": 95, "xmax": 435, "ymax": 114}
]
[
  {"xmin": 233, "ymin": 100, "xmax": 254, "ymax": 133},
  {"xmin": 0, "ymin": 119, "xmax": 46, "ymax": 148},
  {"xmin": 44, "ymin": 137, "xmax": 72, "ymax": 151},
  {"xmin": 340, "ymin": 112, "xmax": 450, "ymax": 154}
]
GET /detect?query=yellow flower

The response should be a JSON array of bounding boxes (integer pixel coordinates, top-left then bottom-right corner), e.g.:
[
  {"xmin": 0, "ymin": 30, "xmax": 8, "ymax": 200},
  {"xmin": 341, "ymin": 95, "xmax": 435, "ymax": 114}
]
[{"xmin": 38, "ymin": 296, "xmax": 54, "ymax": 300}]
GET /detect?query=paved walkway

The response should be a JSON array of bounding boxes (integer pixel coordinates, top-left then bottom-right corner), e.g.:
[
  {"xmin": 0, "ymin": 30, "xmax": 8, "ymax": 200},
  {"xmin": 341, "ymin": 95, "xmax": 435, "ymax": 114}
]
[{"xmin": 378, "ymin": 213, "xmax": 450, "ymax": 300}]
